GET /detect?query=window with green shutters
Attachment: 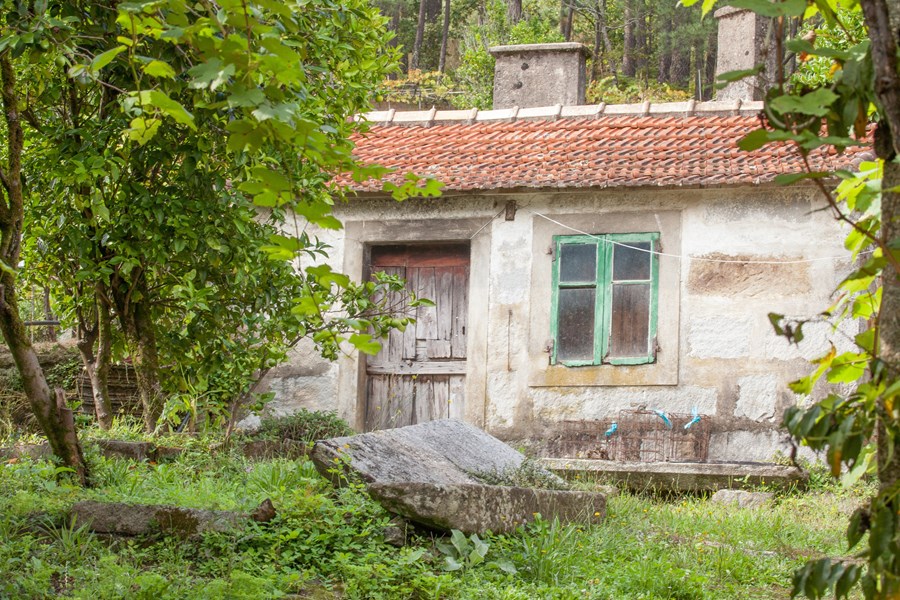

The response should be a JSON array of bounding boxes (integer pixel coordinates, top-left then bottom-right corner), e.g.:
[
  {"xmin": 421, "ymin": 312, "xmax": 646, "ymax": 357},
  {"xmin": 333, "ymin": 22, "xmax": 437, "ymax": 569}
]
[{"xmin": 551, "ymin": 232, "xmax": 660, "ymax": 366}]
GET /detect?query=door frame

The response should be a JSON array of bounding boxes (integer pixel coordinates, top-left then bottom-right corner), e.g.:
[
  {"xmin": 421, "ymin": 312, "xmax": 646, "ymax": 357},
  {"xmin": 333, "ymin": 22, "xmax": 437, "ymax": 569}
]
[{"xmin": 338, "ymin": 217, "xmax": 491, "ymax": 432}]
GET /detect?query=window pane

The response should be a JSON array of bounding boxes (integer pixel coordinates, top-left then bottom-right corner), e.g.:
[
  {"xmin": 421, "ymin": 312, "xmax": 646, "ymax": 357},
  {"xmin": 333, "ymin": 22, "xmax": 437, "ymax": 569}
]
[
  {"xmin": 609, "ymin": 283, "xmax": 650, "ymax": 357},
  {"xmin": 613, "ymin": 241, "xmax": 651, "ymax": 281},
  {"xmin": 559, "ymin": 243, "xmax": 596, "ymax": 282},
  {"xmin": 557, "ymin": 288, "xmax": 595, "ymax": 361}
]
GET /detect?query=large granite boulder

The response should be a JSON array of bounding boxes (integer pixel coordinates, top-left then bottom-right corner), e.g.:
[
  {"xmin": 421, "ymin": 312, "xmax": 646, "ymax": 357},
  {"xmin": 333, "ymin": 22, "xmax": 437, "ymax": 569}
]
[{"xmin": 311, "ymin": 419, "xmax": 605, "ymax": 534}]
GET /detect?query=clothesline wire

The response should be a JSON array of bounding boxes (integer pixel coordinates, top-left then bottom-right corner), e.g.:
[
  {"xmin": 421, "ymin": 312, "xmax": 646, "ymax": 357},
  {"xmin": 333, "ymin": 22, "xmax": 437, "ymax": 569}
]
[{"xmin": 513, "ymin": 208, "xmax": 871, "ymax": 265}]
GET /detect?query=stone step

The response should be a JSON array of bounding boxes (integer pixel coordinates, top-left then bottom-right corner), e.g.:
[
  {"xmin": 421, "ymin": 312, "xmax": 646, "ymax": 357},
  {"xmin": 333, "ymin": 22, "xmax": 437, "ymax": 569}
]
[{"xmin": 542, "ymin": 458, "xmax": 807, "ymax": 492}]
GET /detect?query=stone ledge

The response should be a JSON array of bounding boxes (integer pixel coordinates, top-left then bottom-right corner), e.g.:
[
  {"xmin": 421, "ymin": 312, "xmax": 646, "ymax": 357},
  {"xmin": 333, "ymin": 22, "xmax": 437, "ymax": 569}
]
[
  {"xmin": 354, "ymin": 99, "xmax": 763, "ymax": 126},
  {"xmin": 542, "ymin": 458, "xmax": 808, "ymax": 492}
]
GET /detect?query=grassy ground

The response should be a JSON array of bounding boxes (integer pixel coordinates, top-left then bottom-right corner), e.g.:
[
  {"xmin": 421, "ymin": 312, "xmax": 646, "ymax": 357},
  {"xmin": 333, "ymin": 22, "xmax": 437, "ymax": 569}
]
[{"xmin": 0, "ymin": 423, "xmax": 872, "ymax": 600}]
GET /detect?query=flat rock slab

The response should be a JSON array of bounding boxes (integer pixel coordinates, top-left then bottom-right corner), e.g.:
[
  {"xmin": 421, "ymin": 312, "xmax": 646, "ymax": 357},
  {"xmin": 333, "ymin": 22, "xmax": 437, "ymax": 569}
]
[
  {"xmin": 70, "ymin": 501, "xmax": 243, "ymax": 537},
  {"xmin": 543, "ymin": 458, "xmax": 808, "ymax": 492},
  {"xmin": 369, "ymin": 482, "xmax": 605, "ymax": 534},
  {"xmin": 710, "ymin": 489, "xmax": 774, "ymax": 509},
  {"xmin": 0, "ymin": 443, "xmax": 53, "ymax": 461},
  {"xmin": 312, "ymin": 420, "xmax": 598, "ymax": 534},
  {"xmin": 1, "ymin": 440, "xmax": 183, "ymax": 463},
  {"xmin": 311, "ymin": 419, "xmax": 533, "ymax": 486}
]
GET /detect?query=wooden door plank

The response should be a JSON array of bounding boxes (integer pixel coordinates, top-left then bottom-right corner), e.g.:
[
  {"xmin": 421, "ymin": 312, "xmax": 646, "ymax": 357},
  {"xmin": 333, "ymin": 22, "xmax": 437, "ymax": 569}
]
[
  {"xmin": 448, "ymin": 375, "xmax": 466, "ymax": 420},
  {"xmin": 415, "ymin": 267, "xmax": 437, "ymax": 341},
  {"xmin": 398, "ymin": 375, "xmax": 415, "ymax": 427},
  {"xmin": 367, "ymin": 361, "xmax": 466, "ymax": 375},
  {"xmin": 428, "ymin": 267, "xmax": 454, "ymax": 358},
  {"xmin": 401, "ymin": 268, "xmax": 418, "ymax": 361},
  {"xmin": 372, "ymin": 244, "xmax": 469, "ymax": 268},
  {"xmin": 433, "ymin": 375, "xmax": 450, "ymax": 420},
  {"xmin": 414, "ymin": 376, "xmax": 436, "ymax": 423},
  {"xmin": 451, "ymin": 266, "xmax": 469, "ymax": 359},
  {"xmin": 366, "ymin": 376, "xmax": 389, "ymax": 431}
]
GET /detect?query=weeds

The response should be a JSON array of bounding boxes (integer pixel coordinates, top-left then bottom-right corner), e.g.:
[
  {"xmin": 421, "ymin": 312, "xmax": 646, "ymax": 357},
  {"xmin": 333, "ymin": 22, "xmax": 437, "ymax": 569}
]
[
  {"xmin": 0, "ymin": 422, "xmax": 866, "ymax": 599},
  {"xmin": 254, "ymin": 409, "xmax": 354, "ymax": 444}
]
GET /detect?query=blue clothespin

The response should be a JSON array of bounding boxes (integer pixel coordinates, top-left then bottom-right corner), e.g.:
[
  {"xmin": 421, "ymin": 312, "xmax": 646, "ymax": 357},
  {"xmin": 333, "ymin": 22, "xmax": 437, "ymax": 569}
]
[
  {"xmin": 654, "ymin": 409, "xmax": 672, "ymax": 429},
  {"xmin": 684, "ymin": 406, "xmax": 701, "ymax": 430},
  {"xmin": 605, "ymin": 422, "xmax": 618, "ymax": 437}
]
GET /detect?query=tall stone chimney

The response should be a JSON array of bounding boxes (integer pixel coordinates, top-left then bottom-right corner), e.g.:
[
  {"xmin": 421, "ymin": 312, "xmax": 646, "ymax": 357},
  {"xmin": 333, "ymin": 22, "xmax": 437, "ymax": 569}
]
[
  {"xmin": 714, "ymin": 7, "xmax": 778, "ymax": 101},
  {"xmin": 489, "ymin": 43, "xmax": 588, "ymax": 109}
]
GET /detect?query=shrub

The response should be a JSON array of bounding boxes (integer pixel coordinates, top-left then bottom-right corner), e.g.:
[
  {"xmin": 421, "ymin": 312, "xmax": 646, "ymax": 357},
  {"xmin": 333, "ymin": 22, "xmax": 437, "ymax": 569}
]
[{"xmin": 255, "ymin": 410, "xmax": 353, "ymax": 444}]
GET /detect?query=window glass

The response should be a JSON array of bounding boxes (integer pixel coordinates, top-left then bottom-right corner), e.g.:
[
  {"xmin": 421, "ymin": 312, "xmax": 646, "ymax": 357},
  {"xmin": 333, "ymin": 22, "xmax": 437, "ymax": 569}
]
[
  {"xmin": 557, "ymin": 288, "xmax": 596, "ymax": 361},
  {"xmin": 609, "ymin": 283, "xmax": 650, "ymax": 356},
  {"xmin": 559, "ymin": 243, "xmax": 597, "ymax": 283},
  {"xmin": 613, "ymin": 241, "xmax": 651, "ymax": 281}
]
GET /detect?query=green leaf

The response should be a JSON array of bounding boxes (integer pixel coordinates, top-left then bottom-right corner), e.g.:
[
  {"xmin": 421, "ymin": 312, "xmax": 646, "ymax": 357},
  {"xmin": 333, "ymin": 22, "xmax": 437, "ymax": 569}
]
[
  {"xmin": 728, "ymin": 0, "xmax": 807, "ymax": 16},
  {"xmin": 90, "ymin": 46, "xmax": 126, "ymax": 71},
  {"xmin": 834, "ymin": 564, "xmax": 860, "ymax": 599},
  {"xmin": 774, "ymin": 171, "xmax": 829, "ymax": 186},
  {"xmin": 136, "ymin": 90, "xmax": 196, "ymax": 130},
  {"xmin": 347, "ymin": 333, "xmax": 381, "ymax": 355},
  {"xmin": 826, "ymin": 354, "xmax": 867, "ymax": 384},
  {"xmin": 490, "ymin": 560, "xmax": 518, "ymax": 574},
  {"xmin": 143, "ymin": 59, "xmax": 176, "ymax": 79},
  {"xmin": 769, "ymin": 88, "xmax": 839, "ymax": 117},
  {"xmin": 450, "ymin": 529, "xmax": 469, "ymax": 556},
  {"xmin": 738, "ymin": 129, "xmax": 772, "ymax": 152},
  {"xmin": 187, "ymin": 58, "xmax": 235, "ymax": 91},
  {"xmin": 716, "ymin": 66, "xmax": 763, "ymax": 87}
]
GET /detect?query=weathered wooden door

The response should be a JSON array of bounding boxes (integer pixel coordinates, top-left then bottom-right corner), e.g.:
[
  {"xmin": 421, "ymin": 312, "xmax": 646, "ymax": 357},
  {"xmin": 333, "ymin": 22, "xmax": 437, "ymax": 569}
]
[{"xmin": 364, "ymin": 244, "xmax": 469, "ymax": 431}]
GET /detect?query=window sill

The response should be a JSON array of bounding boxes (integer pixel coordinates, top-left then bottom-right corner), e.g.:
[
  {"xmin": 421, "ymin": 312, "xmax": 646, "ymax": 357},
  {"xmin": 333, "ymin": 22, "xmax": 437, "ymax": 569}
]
[{"xmin": 528, "ymin": 356, "xmax": 677, "ymax": 387}]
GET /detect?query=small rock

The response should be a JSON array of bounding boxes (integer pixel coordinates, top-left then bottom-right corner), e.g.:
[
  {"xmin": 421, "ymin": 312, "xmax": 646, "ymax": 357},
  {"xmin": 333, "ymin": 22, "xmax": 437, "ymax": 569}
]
[
  {"xmin": 154, "ymin": 446, "xmax": 184, "ymax": 461},
  {"xmin": 596, "ymin": 484, "xmax": 619, "ymax": 498},
  {"xmin": 710, "ymin": 489, "xmax": 773, "ymax": 509},
  {"xmin": 382, "ymin": 517, "xmax": 409, "ymax": 547},
  {"xmin": 96, "ymin": 440, "xmax": 155, "ymax": 461},
  {"xmin": 250, "ymin": 498, "xmax": 277, "ymax": 523}
]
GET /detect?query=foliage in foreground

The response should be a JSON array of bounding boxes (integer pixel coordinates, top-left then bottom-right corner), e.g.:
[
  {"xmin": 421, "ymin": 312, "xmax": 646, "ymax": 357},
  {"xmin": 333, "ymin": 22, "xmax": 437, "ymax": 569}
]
[
  {"xmin": 0, "ymin": 427, "xmax": 871, "ymax": 600},
  {"xmin": 676, "ymin": 0, "xmax": 900, "ymax": 595}
]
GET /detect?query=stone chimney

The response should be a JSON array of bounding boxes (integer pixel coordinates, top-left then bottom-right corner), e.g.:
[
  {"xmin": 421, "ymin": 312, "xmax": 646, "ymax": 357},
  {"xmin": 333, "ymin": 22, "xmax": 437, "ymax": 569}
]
[
  {"xmin": 489, "ymin": 43, "xmax": 589, "ymax": 109},
  {"xmin": 714, "ymin": 7, "xmax": 778, "ymax": 101}
]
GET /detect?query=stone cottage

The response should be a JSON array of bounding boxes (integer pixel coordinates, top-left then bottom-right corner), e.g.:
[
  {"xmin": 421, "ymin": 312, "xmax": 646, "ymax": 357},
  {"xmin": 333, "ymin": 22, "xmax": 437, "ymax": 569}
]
[{"xmin": 262, "ymin": 11, "xmax": 862, "ymax": 463}]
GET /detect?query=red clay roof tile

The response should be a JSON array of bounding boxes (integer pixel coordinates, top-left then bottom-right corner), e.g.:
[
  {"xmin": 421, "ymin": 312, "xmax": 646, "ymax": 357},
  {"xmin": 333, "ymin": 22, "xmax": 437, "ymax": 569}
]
[{"xmin": 340, "ymin": 114, "xmax": 865, "ymax": 193}]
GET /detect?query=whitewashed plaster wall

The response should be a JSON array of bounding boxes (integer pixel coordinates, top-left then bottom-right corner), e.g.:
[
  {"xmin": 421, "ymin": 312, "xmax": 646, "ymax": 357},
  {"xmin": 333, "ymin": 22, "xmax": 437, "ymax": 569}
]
[{"xmin": 263, "ymin": 185, "xmax": 853, "ymax": 462}]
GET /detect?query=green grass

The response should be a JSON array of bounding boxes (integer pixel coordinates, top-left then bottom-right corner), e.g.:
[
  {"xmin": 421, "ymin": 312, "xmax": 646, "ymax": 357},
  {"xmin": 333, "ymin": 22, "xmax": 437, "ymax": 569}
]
[{"xmin": 0, "ymin": 429, "xmax": 872, "ymax": 600}]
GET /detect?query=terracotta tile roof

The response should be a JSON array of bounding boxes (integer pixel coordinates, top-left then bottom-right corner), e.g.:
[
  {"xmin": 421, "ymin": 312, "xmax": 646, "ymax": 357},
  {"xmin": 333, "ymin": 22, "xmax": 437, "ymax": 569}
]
[{"xmin": 342, "ymin": 102, "xmax": 867, "ymax": 193}]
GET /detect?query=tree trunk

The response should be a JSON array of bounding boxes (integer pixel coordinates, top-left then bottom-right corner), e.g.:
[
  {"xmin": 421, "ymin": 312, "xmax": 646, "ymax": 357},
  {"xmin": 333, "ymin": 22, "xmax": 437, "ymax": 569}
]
[
  {"xmin": 76, "ymin": 294, "xmax": 114, "ymax": 430},
  {"xmin": 0, "ymin": 53, "xmax": 89, "ymax": 484},
  {"xmin": 42, "ymin": 286, "xmax": 55, "ymax": 342},
  {"xmin": 507, "ymin": 0, "xmax": 522, "ymax": 24},
  {"xmin": 411, "ymin": 0, "xmax": 427, "ymax": 71},
  {"xmin": 634, "ymin": 0, "xmax": 647, "ymax": 78},
  {"xmin": 564, "ymin": 7, "xmax": 574, "ymax": 41},
  {"xmin": 859, "ymin": 0, "xmax": 900, "ymax": 594},
  {"xmin": 623, "ymin": 3, "xmax": 635, "ymax": 77},
  {"xmin": 703, "ymin": 28, "xmax": 717, "ymax": 100},
  {"xmin": 112, "ymin": 275, "xmax": 165, "ymax": 432},
  {"xmin": 439, "ymin": 0, "xmax": 451, "ymax": 72}
]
